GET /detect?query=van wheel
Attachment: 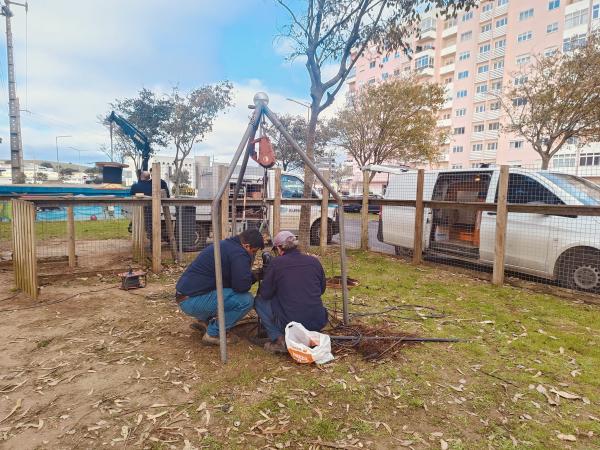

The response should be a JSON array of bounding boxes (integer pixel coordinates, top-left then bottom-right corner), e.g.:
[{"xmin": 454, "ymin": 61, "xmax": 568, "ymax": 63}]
[
  {"xmin": 310, "ymin": 219, "xmax": 333, "ymax": 246},
  {"xmin": 558, "ymin": 247, "xmax": 600, "ymax": 292}
]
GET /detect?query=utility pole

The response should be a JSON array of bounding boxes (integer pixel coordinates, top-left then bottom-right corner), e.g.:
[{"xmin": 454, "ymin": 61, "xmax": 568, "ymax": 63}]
[{"xmin": 1, "ymin": 0, "xmax": 27, "ymax": 184}]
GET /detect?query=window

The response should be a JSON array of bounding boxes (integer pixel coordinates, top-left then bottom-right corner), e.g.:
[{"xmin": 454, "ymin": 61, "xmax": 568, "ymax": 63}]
[
  {"xmin": 420, "ymin": 17, "xmax": 436, "ymax": 33},
  {"xmin": 393, "ymin": 69, "xmax": 400, "ymax": 76},
  {"xmin": 517, "ymin": 31, "xmax": 533, "ymax": 42},
  {"xmin": 513, "ymin": 97, "xmax": 527, "ymax": 106},
  {"xmin": 544, "ymin": 47, "xmax": 558, "ymax": 57},
  {"xmin": 452, "ymin": 164, "xmax": 463, "ymax": 169},
  {"xmin": 483, "ymin": 3, "xmax": 493, "ymax": 12},
  {"xmin": 594, "ymin": 4, "xmax": 599, "ymax": 20},
  {"xmin": 478, "ymin": 64, "xmax": 489, "ymax": 74},
  {"xmin": 462, "ymin": 11, "xmax": 473, "ymax": 21},
  {"xmin": 369, "ymin": 61, "xmax": 376, "ymax": 68},
  {"xmin": 493, "ymin": 59, "xmax": 504, "ymax": 70},
  {"xmin": 394, "ymin": 51, "xmax": 401, "ymax": 58},
  {"xmin": 473, "ymin": 143, "xmax": 483, "ymax": 151},
  {"xmin": 580, "ymin": 153, "xmax": 600, "ymax": 166},
  {"xmin": 516, "ymin": 54, "xmax": 531, "ymax": 65},
  {"xmin": 475, "ymin": 104, "xmax": 486, "ymax": 113},
  {"xmin": 454, "ymin": 127, "xmax": 465, "ymax": 135},
  {"xmin": 514, "ymin": 75, "xmax": 528, "ymax": 85},
  {"xmin": 459, "ymin": 51, "xmax": 471, "ymax": 61},
  {"xmin": 488, "ymin": 142, "xmax": 498, "ymax": 151},
  {"xmin": 415, "ymin": 55, "xmax": 434, "ymax": 70},
  {"xmin": 495, "ymin": 39, "xmax": 506, "ymax": 49},
  {"xmin": 488, "ymin": 122, "xmax": 500, "ymax": 130},
  {"xmin": 382, "ymin": 72, "xmax": 389, "ymax": 80},
  {"xmin": 281, "ymin": 175, "xmax": 306, "ymax": 198},
  {"xmin": 509, "ymin": 140, "xmax": 524, "ymax": 149},
  {"xmin": 565, "ymin": 8, "xmax": 588, "ymax": 28},
  {"xmin": 563, "ymin": 34, "xmax": 587, "ymax": 52},
  {"xmin": 519, "ymin": 8, "xmax": 534, "ymax": 21},
  {"xmin": 480, "ymin": 43, "xmax": 491, "ymax": 54},
  {"xmin": 497, "ymin": 0, "xmax": 508, "ymax": 6},
  {"xmin": 444, "ymin": 77, "xmax": 453, "ymax": 84},
  {"xmin": 500, "ymin": 174, "xmax": 563, "ymax": 205},
  {"xmin": 452, "ymin": 145, "xmax": 464, "ymax": 153},
  {"xmin": 382, "ymin": 56, "xmax": 389, "ymax": 63},
  {"xmin": 552, "ymin": 154, "xmax": 576, "ymax": 168},
  {"xmin": 567, "ymin": 137, "xmax": 579, "ymax": 145},
  {"xmin": 547, "ymin": 22, "xmax": 559, "ymax": 33},
  {"xmin": 368, "ymin": 78, "xmax": 375, "ymax": 85},
  {"xmin": 442, "ymin": 112, "xmax": 451, "ymax": 120},
  {"xmin": 474, "ymin": 124, "xmax": 485, "ymax": 132},
  {"xmin": 496, "ymin": 17, "xmax": 508, "ymax": 27},
  {"xmin": 455, "ymin": 108, "xmax": 467, "ymax": 116},
  {"xmin": 456, "ymin": 90, "xmax": 468, "ymax": 98},
  {"xmin": 444, "ymin": 18, "xmax": 457, "ymax": 29},
  {"xmin": 481, "ymin": 23, "xmax": 492, "ymax": 33},
  {"xmin": 476, "ymin": 84, "xmax": 488, "ymax": 94},
  {"xmin": 461, "ymin": 31, "xmax": 473, "ymax": 41},
  {"xmin": 548, "ymin": 0, "xmax": 560, "ymax": 11},
  {"xmin": 458, "ymin": 70, "xmax": 469, "ymax": 79},
  {"xmin": 491, "ymin": 80, "xmax": 503, "ymax": 90}
]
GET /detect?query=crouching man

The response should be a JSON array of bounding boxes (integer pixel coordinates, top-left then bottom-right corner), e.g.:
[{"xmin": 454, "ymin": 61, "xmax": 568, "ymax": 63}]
[
  {"xmin": 255, "ymin": 231, "xmax": 328, "ymax": 354},
  {"xmin": 175, "ymin": 229, "xmax": 264, "ymax": 345}
]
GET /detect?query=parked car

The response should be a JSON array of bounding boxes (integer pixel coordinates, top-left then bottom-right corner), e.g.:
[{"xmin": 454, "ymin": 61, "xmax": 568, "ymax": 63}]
[
  {"xmin": 343, "ymin": 194, "xmax": 382, "ymax": 214},
  {"xmin": 377, "ymin": 167, "xmax": 600, "ymax": 292}
]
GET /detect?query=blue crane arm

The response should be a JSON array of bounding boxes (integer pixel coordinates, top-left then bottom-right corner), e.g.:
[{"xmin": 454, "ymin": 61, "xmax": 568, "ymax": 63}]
[{"xmin": 107, "ymin": 111, "xmax": 151, "ymax": 171}]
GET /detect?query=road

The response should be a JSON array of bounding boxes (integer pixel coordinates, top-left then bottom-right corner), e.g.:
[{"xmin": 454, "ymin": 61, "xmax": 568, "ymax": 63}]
[{"xmin": 332, "ymin": 216, "xmax": 395, "ymax": 254}]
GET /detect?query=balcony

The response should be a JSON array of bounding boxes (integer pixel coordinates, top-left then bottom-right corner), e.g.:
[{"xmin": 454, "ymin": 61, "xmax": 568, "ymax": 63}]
[
  {"xmin": 416, "ymin": 66, "xmax": 435, "ymax": 77},
  {"xmin": 475, "ymin": 71, "xmax": 489, "ymax": 83},
  {"xmin": 437, "ymin": 118, "xmax": 452, "ymax": 127},
  {"xmin": 489, "ymin": 67, "xmax": 503, "ymax": 79},
  {"xmin": 480, "ymin": 9, "xmax": 493, "ymax": 22},
  {"xmin": 476, "ymin": 46, "xmax": 505, "ymax": 63},
  {"xmin": 441, "ymin": 44, "xmax": 457, "ymax": 57},
  {"xmin": 471, "ymin": 130, "xmax": 499, "ymax": 141},
  {"xmin": 495, "ymin": 25, "xmax": 507, "ymax": 36},
  {"xmin": 415, "ymin": 47, "xmax": 435, "ymax": 58},
  {"xmin": 419, "ymin": 28, "xmax": 437, "ymax": 41},
  {"xmin": 478, "ymin": 30, "xmax": 492, "ymax": 43},
  {"xmin": 442, "ymin": 25, "xmax": 457, "ymax": 38},
  {"xmin": 565, "ymin": 0, "xmax": 589, "ymax": 15},
  {"xmin": 494, "ymin": 3, "xmax": 508, "ymax": 17},
  {"xmin": 440, "ymin": 63, "xmax": 455, "ymax": 75},
  {"xmin": 472, "ymin": 109, "xmax": 502, "ymax": 122},
  {"xmin": 442, "ymin": 97, "xmax": 454, "ymax": 110}
]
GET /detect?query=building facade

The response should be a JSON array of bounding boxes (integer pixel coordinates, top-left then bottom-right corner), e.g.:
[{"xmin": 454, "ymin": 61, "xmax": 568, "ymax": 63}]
[{"xmin": 347, "ymin": 0, "xmax": 600, "ymax": 176}]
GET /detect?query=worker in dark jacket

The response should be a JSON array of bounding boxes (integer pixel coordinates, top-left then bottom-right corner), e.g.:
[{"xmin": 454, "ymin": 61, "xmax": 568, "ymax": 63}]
[
  {"xmin": 255, "ymin": 230, "xmax": 328, "ymax": 354},
  {"xmin": 175, "ymin": 229, "xmax": 264, "ymax": 345}
]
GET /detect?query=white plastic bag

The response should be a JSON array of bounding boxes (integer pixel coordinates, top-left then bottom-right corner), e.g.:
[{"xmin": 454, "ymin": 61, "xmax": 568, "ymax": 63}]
[{"xmin": 284, "ymin": 321, "xmax": 334, "ymax": 365}]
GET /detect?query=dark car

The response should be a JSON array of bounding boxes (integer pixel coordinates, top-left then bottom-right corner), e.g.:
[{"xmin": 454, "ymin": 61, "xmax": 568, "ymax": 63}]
[{"xmin": 343, "ymin": 194, "xmax": 382, "ymax": 214}]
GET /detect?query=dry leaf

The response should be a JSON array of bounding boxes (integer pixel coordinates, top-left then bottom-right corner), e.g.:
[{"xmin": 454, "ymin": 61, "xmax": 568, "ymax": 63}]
[
  {"xmin": 440, "ymin": 438, "xmax": 449, "ymax": 450},
  {"xmin": 0, "ymin": 398, "xmax": 22, "ymax": 424},
  {"xmin": 196, "ymin": 402, "xmax": 206, "ymax": 412},
  {"xmin": 550, "ymin": 388, "xmax": 580, "ymax": 400},
  {"xmin": 557, "ymin": 433, "xmax": 576, "ymax": 442}
]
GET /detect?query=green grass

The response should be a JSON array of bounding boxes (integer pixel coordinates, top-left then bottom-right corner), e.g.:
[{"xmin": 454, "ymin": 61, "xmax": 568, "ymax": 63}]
[
  {"xmin": 0, "ymin": 219, "xmax": 130, "ymax": 241},
  {"xmin": 188, "ymin": 250, "xmax": 600, "ymax": 449}
]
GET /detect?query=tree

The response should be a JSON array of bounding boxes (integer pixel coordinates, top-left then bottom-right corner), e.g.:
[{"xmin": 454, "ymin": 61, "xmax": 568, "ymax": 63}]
[
  {"xmin": 59, "ymin": 167, "xmax": 76, "ymax": 180},
  {"xmin": 331, "ymin": 78, "xmax": 446, "ymax": 180},
  {"xmin": 169, "ymin": 169, "xmax": 190, "ymax": 188},
  {"xmin": 13, "ymin": 173, "xmax": 26, "ymax": 184},
  {"xmin": 275, "ymin": 0, "xmax": 475, "ymax": 247},
  {"xmin": 499, "ymin": 36, "xmax": 600, "ymax": 169},
  {"xmin": 34, "ymin": 172, "xmax": 48, "ymax": 182},
  {"xmin": 102, "ymin": 88, "xmax": 171, "ymax": 172},
  {"xmin": 264, "ymin": 114, "xmax": 334, "ymax": 172},
  {"xmin": 39, "ymin": 162, "xmax": 53, "ymax": 169},
  {"xmin": 161, "ymin": 83, "xmax": 233, "ymax": 196}
]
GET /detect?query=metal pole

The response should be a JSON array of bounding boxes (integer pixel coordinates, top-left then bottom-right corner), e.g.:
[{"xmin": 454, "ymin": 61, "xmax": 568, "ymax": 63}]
[
  {"xmin": 231, "ymin": 126, "xmax": 259, "ymax": 235},
  {"xmin": 212, "ymin": 101, "xmax": 263, "ymax": 363},
  {"xmin": 263, "ymin": 105, "xmax": 350, "ymax": 325}
]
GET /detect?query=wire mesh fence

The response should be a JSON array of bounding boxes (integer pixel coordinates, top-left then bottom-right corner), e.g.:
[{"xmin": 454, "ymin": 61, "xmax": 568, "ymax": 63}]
[{"xmin": 0, "ymin": 199, "xmax": 12, "ymax": 261}]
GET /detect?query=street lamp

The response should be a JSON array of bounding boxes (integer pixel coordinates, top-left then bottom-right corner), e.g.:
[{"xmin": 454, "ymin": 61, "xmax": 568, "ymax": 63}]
[
  {"xmin": 286, "ymin": 98, "xmax": 311, "ymax": 122},
  {"xmin": 55, "ymin": 135, "xmax": 72, "ymax": 177}
]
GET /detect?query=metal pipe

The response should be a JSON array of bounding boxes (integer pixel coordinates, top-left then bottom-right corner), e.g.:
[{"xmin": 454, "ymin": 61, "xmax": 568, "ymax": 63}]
[
  {"xmin": 231, "ymin": 125, "xmax": 259, "ymax": 235},
  {"xmin": 211, "ymin": 104, "xmax": 263, "ymax": 363},
  {"xmin": 263, "ymin": 105, "xmax": 350, "ymax": 325}
]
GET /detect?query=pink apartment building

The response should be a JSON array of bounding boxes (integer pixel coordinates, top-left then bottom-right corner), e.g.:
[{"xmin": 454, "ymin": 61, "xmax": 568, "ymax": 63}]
[{"xmin": 346, "ymin": 0, "xmax": 600, "ymax": 181}]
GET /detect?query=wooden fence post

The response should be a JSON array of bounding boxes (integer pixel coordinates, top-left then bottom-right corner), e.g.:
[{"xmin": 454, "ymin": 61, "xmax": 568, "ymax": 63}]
[
  {"xmin": 320, "ymin": 172, "xmax": 329, "ymax": 253},
  {"xmin": 152, "ymin": 162, "xmax": 162, "ymax": 273},
  {"xmin": 360, "ymin": 170, "xmax": 369, "ymax": 250},
  {"xmin": 413, "ymin": 169, "xmax": 425, "ymax": 265},
  {"xmin": 218, "ymin": 165, "xmax": 229, "ymax": 238},
  {"xmin": 493, "ymin": 165, "xmax": 509, "ymax": 286},
  {"xmin": 66, "ymin": 202, "xmax": 76, "ymax": 268},
  {"xmin": 273, "ymin": 168, "xmax": 281, "ymax": 238},
  {"xmin": 11, "ymin": 200, "xmax": 38, "ymax": 299},
  {"xmin": 132, "ymin": 201, "xmax": 145, "ymax": 263},
  {"xmin": 161, "ymin": 193, "xmax": 178, "ymax": 262}
]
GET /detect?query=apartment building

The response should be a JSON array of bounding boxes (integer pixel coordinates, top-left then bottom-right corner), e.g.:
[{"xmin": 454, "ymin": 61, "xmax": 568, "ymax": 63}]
[{"xmin": 347, "ymin": 0, "xmax": 600, "ymax": 174}]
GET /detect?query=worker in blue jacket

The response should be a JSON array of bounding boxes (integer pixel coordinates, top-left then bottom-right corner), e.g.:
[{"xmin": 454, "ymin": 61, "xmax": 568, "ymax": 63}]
[
  {"xmin": 175, "ymin": 229, "xmax": 264, "ymax": 345},
  {"xmin": 255, "ymin": 230, "xmax": 328, "ymax": 354}
]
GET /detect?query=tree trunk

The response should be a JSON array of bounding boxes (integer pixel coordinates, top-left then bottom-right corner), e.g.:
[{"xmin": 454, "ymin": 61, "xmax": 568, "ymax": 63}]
[
  {"xmin": 297, "ymin": 104, "xmax": 320, "ymax": 249},
  {"xmin": 540, "ymin": 153, "xmax": 551, "ymax": 170}
]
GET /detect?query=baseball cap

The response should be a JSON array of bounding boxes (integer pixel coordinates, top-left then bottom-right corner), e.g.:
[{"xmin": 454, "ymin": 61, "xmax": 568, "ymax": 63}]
[{"xmin": 273, "ymin": 230, "xmax": 296, "ymax": 247}]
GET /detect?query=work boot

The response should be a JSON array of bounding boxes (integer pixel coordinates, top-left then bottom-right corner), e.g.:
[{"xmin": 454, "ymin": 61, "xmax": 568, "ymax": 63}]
[
  {"xmin": 264, "ymin": 336, "xmax": 287, "ymax": 354},
  {"xmin": 189, "ymin": 320, "xmax": 209, "ymax": 335},
  {"xmin": 202, "ymin": 332, "xmax": 240, "ymax": 346}
]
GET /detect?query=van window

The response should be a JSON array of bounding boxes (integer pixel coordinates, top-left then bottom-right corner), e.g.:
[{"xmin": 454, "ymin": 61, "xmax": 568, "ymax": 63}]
[
  {"xmin": 496, "ymin": 174, "xmax": 564, "ymax": 204},
  {"xmin": 540, "ymin": 172, "xmax": 600, "ymax": 205},
  {"xmin": 281, "ymin": 175, "xmax": 304, "ymax": 198},
  {"xmin": 432, "ymin": 172, "xmax": 492, "ymax": 202}
]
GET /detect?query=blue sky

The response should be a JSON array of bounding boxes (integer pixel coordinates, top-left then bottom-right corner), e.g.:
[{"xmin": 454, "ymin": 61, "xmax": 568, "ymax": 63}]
[{"xmin": 0, "ymin": 0, "xmax": 332, "ymax": 166}]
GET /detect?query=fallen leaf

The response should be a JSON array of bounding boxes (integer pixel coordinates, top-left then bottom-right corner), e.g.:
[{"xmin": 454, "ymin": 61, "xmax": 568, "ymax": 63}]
[
  {"xmin": 550, "ymin": 388, "xmax": 580, "ymax": 400},
  {"xmin": 440, "ymin": 438, "xmax": 449, "ymax": 450},
  {"xmin": 0, "ymin": 398, "xmax": 22, "ymax": 424},
  {"xmin": 196, "ymin": 402, "xmax": 206, "ymax": 412},
  {"xmin": 557, "ymin": 433, "xmax": 576, "ymax": 442}
]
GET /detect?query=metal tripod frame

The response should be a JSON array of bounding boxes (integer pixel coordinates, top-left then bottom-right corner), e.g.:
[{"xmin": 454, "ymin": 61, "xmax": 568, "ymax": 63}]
[{"xmin": 211, "ymin": 92, "xmax": 350, "ymax": 363}]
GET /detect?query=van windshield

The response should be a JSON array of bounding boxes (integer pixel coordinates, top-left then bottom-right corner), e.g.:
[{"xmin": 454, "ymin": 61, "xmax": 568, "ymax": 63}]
[{"xmin": 539, "ymin": 173, "xmax": 600, "ymax": 205}]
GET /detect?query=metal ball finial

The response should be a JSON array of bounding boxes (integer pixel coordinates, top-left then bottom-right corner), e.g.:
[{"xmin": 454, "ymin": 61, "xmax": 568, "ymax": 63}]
[{"xmin": 253, "ymin": 92, "xmax": 269, "ymax": 106}]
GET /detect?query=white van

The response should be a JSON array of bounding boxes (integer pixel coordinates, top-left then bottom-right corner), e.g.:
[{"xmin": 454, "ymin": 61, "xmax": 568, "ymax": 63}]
[{"xmin": 377, "ymin": 168, "xmax": 600, "ymax": 291}]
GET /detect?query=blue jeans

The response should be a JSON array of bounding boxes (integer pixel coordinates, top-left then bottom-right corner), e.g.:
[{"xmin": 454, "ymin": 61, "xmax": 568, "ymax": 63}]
[
  {"xmin": 254, "ymin": 295, "xmax": 286, "ymax": 341},
  {"xmin": 179, "ymin": 288, "xmax": 254, "ymax": 337}
]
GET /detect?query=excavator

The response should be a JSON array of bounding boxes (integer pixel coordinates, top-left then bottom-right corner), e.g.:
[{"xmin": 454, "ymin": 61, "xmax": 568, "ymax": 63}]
[{"xmin": 107, "ymin": 111, "xmax": 151, "ymax": 178}]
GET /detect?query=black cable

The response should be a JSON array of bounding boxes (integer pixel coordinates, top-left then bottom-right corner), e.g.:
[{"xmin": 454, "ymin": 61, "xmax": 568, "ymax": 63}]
[{"xmin": 0, "ymin": 286, "xmax": 118, "ymax": 313}]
